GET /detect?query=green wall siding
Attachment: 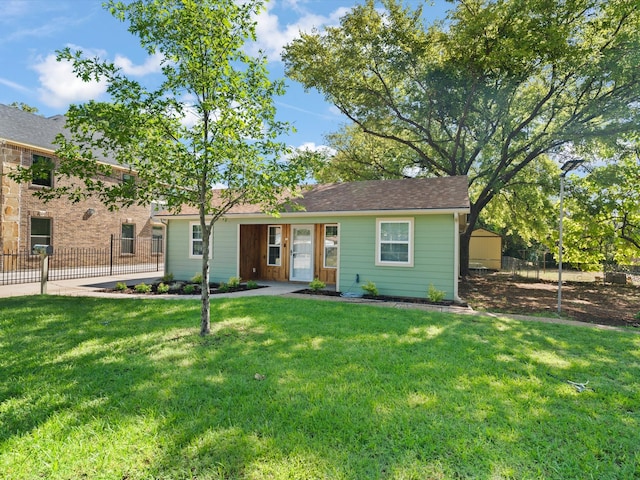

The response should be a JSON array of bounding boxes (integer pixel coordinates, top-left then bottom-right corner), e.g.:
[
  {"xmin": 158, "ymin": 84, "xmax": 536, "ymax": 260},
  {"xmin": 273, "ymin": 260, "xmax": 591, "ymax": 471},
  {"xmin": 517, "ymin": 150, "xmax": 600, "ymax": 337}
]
[
  {"xmin": 166, "ymin": 213, "xmax": 457, "ymax": 299},
  {"xmin": 164, "ymin": 220, "xmax": 200, "ymax": 281},
  {"xmin": 338, "ymin": 215, "xmax": 455, "ymax": 299}
]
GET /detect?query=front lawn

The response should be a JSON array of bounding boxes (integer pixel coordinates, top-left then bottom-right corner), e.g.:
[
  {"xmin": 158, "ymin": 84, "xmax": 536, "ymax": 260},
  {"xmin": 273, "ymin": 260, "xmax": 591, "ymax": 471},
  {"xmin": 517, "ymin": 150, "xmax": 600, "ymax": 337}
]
[{"xmin": 1, "ymin": 296, "xmax": 638, "ymax": 479}]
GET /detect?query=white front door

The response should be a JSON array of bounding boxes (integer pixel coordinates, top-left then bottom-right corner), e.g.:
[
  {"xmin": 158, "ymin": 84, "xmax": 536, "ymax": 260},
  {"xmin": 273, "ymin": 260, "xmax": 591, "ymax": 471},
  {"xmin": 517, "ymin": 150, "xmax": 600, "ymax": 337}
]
[{"xmin": 290, "ymin": 225, "xmax": 314, "ymax": 282}]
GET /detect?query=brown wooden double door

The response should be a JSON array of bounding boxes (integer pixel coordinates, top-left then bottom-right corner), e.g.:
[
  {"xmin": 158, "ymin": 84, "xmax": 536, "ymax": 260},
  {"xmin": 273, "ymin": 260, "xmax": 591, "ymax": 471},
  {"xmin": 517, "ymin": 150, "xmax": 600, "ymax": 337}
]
[{"xmin": 239, "ymin": 224, "xmax": 336, "ymax": 285}]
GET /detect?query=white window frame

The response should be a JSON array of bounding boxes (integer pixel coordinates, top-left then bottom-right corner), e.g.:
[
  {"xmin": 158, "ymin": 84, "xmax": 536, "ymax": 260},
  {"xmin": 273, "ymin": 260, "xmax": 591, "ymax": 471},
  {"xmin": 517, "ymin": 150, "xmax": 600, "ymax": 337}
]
[
  {"xmin": 267, "ymin": 225, "xmax": 282, "ymax": 266},
  {"xmin": 376, "ymin": 218, "xmax": 414, "ymax": 267},
  {"xmin": 189, "ymin": 222, "xmax": 210, "ymax": 259},
  {"xmin": 121, "ymin": 223, "xmax": 135, "ymax": 255},
  {"xmin": 152, "ymin": 225, "xmax": 164, "ymax": 255},
  {"xmin": 30, "ymin": 217, "xmax": 52, "ymax": 252},
  {"xmin": 323, "ymin": 224, "xmax": 338, "ymax": 269}
]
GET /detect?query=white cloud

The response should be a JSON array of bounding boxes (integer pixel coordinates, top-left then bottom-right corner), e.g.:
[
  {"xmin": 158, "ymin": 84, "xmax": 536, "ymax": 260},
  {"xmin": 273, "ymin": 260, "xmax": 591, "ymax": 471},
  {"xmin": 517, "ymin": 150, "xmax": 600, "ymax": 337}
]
[
  {"xmin": 31, "ymin": 47, "xmax": 164, "ymax": 108},
  {"xmin": 296, "ymin": 142, "xmax": 335, "ymax": 156},
  {"xmin": 0, "ymin": 0, "xmax": 34, "ymax": 18},
  {"xmin": 178, "ymin": 97, "xmax": 200, "ymax": 128},
  {"xmin": 32, "ymin": 54, "xmax": 108, "ymax": 108},
  {"xmin": 0, "ymin": 5, "xmax": 95, "ymax": 45},
  {"xmin": 252, "ymin": 3, "xmax": 350, "ymax": 62},
  {"xmin": 0, "ymin": 77, "xmax": 30, "ymax": 93},
  {"xmin": 277, "ymin": 100, "xmax": 341, "ymax": 121},
  {"xmin": 114, "ymin": 52, "xmax": 163, "ymax": 76}
]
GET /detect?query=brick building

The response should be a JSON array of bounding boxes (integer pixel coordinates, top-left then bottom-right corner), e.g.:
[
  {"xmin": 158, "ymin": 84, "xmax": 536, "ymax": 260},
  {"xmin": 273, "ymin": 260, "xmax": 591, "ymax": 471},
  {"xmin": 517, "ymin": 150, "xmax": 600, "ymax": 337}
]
[{"xmin": 0, "ymin": 103, "xmax": 163, "ymax": 259}]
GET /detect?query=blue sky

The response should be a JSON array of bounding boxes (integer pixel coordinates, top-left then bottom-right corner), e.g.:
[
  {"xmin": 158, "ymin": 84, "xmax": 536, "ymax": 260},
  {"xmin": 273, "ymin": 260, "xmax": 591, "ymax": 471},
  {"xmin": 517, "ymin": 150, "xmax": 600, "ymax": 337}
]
[{"xmin": 0, "ymin": 0, "xmax": 450, "ymax": 150}]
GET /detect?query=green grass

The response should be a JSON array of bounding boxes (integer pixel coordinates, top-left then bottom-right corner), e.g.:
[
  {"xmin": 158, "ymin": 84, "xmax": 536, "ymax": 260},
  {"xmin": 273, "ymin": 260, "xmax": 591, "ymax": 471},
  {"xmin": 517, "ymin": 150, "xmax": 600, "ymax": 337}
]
[{"xmin": 1, "ymin": 296, "xmax": 639, "ymax": 479}]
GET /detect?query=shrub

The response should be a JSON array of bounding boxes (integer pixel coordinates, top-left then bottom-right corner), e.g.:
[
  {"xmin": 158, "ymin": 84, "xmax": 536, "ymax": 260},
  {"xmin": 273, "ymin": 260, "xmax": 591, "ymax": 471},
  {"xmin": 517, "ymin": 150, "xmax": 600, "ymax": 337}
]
[
  {"xmin": 361, "ymin": 281, "xmax": 378, "ymax": 296},
  {"xmin": 635, "ymin": 311, "xmax": 640, "ymax": 321},
  {"xmin": 161, "ymin": 272, "xmax": 174, "ymax": 283},
  {"xmin": 183, "ymin": 284, "xmax": 197, "ymax": 294},
  {"xmin": 427, "ymin": 283, "xmax": 446, "ymax": 303},
  {"xmin": 218, "ymin": 282, "xmax": 230, "ymax": 293},
  {"xmin": 169, "ymin": 282, "xmax": 184, "ymax": 293},
  {"xmin": 247, "ymin": 280, "xmax": 258, "ymax": 289},
  {"xmin": 309, "ymin": 278, "xmax": 326, "ymax": 292},
  {"xmin": 228, "ymin": 276, "xmax": 241, "ymax": 288},
  {"xmin": 134, "ymin": 283, "xmax": 151, "ymax": 294},
  {"xmin": 114, "ymin": 281, "xmax": 127, "ymax": 292},
  {"xmin": 156, "ymin": 282, "xmax": 170, "ymax": 294},
  {"xmin": 190, "ymin": 273, "xmax": 203, "ymax": 284}
]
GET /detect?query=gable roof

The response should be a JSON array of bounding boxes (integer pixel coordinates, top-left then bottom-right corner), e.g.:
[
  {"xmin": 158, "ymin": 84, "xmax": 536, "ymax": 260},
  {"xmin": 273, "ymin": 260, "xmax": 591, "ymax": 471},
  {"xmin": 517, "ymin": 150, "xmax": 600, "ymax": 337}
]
[
  {"xmin": 471, "ymin": 228, "xmax": 501, "ymax": 238},
  {"xmin": 291, "ymin": 176, "xmax": 469, "ymax": 213},
  {"xmin": 0, "ymin": 103, "xmax": 67, "ymax": 152},
  {"xmin": 165, "ymin": 176, "xmax": 470, "ymax": 217},
  {"xmin": 0, "ymin": 103, "xmax": 121, "ymax": 167}
]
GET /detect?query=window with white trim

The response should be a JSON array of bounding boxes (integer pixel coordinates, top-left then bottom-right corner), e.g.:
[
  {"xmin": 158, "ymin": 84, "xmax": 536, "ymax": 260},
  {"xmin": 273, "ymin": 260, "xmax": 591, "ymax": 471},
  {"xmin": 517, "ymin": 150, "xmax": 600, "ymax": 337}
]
[
  {"xmin": 30, "ymin": 217, "xmax": 51, "ymax": 251},
  {"xmin": 376, "ymin": 218, "xmax": 414, "ymax": 266},
  {"xmin": 152, "ymin": 226, "xmax": 163, "ymax": 254},
  {"xmin": 121, "ymin": 224, "xmax": 135, "ymax": 254},
  {"xmin": 323, "ymin": 224, "xmax": 338, "ymax": 268},
  {"xmin": 267, "ymin": 226, "xmax": 282, "ymax": 266},
  {"xmin": 190, "ymin": 222, "xmax": 204, "ymax": 257}
]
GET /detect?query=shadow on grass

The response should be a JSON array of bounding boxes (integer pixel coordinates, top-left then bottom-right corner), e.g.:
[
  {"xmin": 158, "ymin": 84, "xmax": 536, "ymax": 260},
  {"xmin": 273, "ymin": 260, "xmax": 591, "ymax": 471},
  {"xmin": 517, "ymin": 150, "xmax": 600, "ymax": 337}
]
[{"xmin": 1, "ymin": 296, "xmax": 639, "ymax": 479}]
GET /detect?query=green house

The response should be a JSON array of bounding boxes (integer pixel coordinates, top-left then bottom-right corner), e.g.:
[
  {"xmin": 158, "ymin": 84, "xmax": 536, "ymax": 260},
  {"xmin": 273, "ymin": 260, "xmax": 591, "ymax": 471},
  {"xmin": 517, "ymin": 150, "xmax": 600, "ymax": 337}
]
[{"xmin": 159, "ymin": 176, "xmax": 470, "ymax": 301}]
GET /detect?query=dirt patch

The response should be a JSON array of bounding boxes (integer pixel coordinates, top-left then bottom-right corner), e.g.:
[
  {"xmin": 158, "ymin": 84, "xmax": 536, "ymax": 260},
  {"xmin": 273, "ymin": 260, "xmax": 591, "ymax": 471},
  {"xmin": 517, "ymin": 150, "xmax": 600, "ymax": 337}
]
[{"xmin": 459, "ymin": 273, "xmax": 640, "ymax": 328}]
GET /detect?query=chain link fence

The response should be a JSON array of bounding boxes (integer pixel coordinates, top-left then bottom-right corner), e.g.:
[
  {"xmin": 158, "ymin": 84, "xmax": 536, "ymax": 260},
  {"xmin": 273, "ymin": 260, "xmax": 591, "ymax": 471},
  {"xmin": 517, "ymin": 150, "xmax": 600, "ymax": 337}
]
[{"xmin": 501, "ymin": 255, "xmax": 638, "ymax": 285}]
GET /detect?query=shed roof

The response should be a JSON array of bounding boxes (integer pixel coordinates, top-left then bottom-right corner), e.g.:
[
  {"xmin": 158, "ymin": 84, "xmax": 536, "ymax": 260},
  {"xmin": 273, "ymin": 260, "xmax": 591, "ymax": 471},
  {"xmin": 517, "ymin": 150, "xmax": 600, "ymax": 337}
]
[
  {"xmin": 166, "ymin": 176, "xmax": 470, "ymax": 217},
  {"xmin": 471, "ymin": 228, "xmax": 502, "ymax": 238}
]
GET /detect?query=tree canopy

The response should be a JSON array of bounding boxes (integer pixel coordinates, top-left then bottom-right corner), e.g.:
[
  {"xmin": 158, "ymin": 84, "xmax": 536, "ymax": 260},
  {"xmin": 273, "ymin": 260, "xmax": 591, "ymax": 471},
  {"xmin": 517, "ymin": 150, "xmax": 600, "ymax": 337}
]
[
  {"xmin": 562, "ymin": 144, "xmax": 640, "ymax": 268},
  {"xmin": 9, "ymin": 102, "xmax": 39, "ymax": 113},
  {"xmin": 12, "ymin": 0, "xmax": 311, "ymax": 334},
  {"xmin": 283, "ymin": 0, "xmax": 640, "ymax": 273}
]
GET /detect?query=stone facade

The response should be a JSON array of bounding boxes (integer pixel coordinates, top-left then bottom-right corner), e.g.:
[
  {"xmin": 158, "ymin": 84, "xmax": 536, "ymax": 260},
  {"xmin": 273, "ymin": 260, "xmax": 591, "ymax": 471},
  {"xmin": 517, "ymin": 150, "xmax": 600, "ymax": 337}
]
[{"xmin": 0, "ymin": 141, "xmax": 162, "ymax": 255}]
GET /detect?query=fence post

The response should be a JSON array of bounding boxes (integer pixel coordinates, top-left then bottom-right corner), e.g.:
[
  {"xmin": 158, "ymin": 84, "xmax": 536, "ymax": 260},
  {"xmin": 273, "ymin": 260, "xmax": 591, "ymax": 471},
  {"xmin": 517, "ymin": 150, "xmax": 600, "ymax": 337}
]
[
  {"xmin": 110, "ymin": 234, "xmax": 114, "ymax": 276},
  {"xmin": 40, "ymin": 254, "xmax": 49, "ymax": 294}
]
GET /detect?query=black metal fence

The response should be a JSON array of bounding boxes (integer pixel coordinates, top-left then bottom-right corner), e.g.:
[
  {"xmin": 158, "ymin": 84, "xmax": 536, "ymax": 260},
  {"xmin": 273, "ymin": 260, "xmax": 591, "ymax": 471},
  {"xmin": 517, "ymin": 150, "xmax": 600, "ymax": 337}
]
[{"xmin": 0, "ymin": 235, "xmax": 164, "ymax": 286}]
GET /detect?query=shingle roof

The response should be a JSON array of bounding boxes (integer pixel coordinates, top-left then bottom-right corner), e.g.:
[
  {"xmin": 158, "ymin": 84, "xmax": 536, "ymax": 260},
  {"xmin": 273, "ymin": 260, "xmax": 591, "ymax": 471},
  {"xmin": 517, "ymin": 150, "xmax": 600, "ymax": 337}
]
[
  {"xmin": 0, "ymin": 103, "xmax": 119, "ymax": 166},
  {"xmin": 289, "ymin": 176, "xmax": 469, "ymax": 213},
  {"xmin": 0, "ymin": 103, "xmax": 67, "ymax": 152},
  {"xmin": 168, "ymin": 176, "xmax": 470, "ymax": 216}
]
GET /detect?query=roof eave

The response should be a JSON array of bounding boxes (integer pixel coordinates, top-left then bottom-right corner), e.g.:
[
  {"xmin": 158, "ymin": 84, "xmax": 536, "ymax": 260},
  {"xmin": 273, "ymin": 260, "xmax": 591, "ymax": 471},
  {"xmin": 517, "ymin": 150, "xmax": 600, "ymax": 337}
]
[
  {"xmin": 1, "ymin": 138, "xmax": 133, "ymax": 173},
  {"xmin": 158, "ymin": 207, "xmax": 471, "ymax": 220},
  {"xmin": 1, "ymin": 137, "xmax": 54, "ymax": 155}
]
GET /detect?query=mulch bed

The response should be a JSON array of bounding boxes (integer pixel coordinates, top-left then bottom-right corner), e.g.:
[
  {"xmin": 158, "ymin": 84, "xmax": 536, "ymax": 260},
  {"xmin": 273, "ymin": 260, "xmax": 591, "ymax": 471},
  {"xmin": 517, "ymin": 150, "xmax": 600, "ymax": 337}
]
[
  {"xmin": 107, "ymin": 281, "xmax": 266, "ymax": 295},
  {"xmin": 294, "ymin": 289, "xmax": 458, "ymax": 306}
]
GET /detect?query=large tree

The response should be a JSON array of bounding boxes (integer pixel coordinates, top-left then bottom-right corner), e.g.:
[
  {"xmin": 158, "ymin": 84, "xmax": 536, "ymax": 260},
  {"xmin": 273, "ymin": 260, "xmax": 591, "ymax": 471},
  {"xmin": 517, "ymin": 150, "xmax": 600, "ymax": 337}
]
[
  {"xmin": 283, "ymin": 0, "xmax": 640, "ymax": 274},
  {"xmin": 317, "ymin": 125, "xmax": 559, "ymax": 252},
  {"xmin": 561, "ymin": 143, "xmax": 640, "ymax": 269},
  {"xmin": 314, "ymin": 125, "xmax": 415, "ymax": 182},
  {"xmin": 13, "ymin": 0, "xmax": 310, "ymax": 335}
]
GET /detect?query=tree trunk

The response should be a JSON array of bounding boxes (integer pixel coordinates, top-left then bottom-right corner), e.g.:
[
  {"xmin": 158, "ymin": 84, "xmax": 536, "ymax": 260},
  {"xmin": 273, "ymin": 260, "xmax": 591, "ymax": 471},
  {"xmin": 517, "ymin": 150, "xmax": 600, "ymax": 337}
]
[
  {"xmin": 200, "ymin": 274, "xmax": 210, "ymax": 335},
  {"xmin": 199, "ymin": 257, "xmax": 211, "ymax": 335},
  {"xmin": 460, "ymin": 230, "xmax": 471, "ymax": 277},
  {"xmin": 459, "ymin": 205, "xmax": 480, "ymax": 277},
  {"xmin": 199, "ymin": 223, "xmax": 212, "ymax": 336}
]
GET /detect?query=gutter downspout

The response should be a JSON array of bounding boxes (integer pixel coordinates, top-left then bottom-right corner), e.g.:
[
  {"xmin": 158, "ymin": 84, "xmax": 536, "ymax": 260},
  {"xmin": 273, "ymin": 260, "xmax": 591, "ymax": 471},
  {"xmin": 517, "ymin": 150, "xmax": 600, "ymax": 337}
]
[
  {"xmin": 453, "ymin": 212, "xmax": 462, "ymax": 303},
  {"xmin": 0, "ymin": 140, "xmax": 5, "ymax": 254},
  {"xmin": 160, "ymin": 218, "xmax": 168, "ymax": 277}
]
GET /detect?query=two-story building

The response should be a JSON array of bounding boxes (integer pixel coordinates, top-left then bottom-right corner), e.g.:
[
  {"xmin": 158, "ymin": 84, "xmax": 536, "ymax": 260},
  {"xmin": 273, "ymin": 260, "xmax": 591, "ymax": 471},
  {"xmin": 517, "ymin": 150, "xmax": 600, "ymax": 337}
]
[{"xmin": 0, "ymin": 103, "xmax": 162, "ymax": 262}]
